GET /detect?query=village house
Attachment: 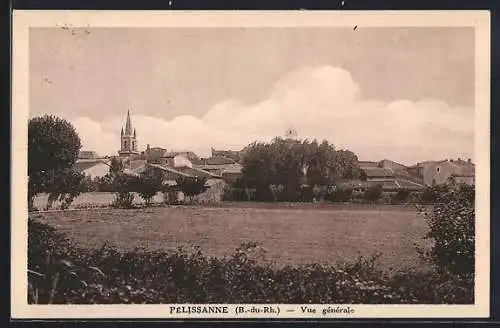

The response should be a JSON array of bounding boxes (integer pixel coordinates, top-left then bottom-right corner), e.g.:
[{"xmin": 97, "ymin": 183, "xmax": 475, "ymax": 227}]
[
  {"xmin": 410, "ymin": 158, "xmax": 475, "ymax": 186},
  {"xmin": 196, "ymin": 156, "xmax": 244, "ymax": 184},
  {"xmin": 355, "ymin": 160, "xmax": 426, "ymax": 192}
]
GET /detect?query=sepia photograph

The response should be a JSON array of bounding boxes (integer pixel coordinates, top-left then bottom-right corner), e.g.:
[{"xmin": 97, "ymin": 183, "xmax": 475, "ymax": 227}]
[{"xmin": 11, "ymin": 10, "xmax": 490, "ymax": 319}]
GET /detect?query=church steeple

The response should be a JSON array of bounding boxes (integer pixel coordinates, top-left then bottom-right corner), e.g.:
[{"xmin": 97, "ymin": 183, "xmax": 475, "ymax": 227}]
[
  {"xmin": 118, "ymin": 109, "xmax": 139, "ymax": 157},
  {"xmin": 125, "ymin": 109, "xmax": 133, "ymax": 135}
]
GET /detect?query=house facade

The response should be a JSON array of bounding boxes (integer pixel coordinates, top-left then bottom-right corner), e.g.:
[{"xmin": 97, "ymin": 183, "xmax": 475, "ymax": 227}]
[{"xmin": 415, "ymin": 158, "xmax": 475, "ymax": 186}]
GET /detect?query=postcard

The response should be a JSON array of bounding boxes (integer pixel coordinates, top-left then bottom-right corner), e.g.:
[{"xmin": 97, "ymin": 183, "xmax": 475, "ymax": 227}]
[{"xmin": 11, "ymin": 10, "xmax": 490, "ymax": 319}]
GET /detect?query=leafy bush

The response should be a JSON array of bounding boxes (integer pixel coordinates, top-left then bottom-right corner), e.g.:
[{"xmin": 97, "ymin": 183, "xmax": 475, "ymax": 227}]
[
  {"xmin": 418, "ymin": 184, "xmax": 475, "ymax": 277},
  {"xmin": 28, "ymin": 217, "xmax": 473, "ymax": 304},
  {"xmin": 420, "ymin": 185, "xmax": 451, "ymax": 204},
  {"xmin": 391, "ymin": 189, "xmax": 410, "ymax": 204},
  {"xmin": 136, "ymin": 166, "xmax": 164, "ymax": 206},
  {"xmin": 325, "ymin": 186, "xmax": 353, "ymax": 202},
  {"xmin": 363, "ymin": 184, "xmax": 383, "ymax": 203},
  {"xmin": 111, "ymin": 192, "xmax": 135, "ymax": 209},
  {"xmin": 176, "ymin": 176, "xmax": 208, "ymax": 203},
  {"xmin": 110, "ymin": 173, "xmax": 138, "ymax": 209}
]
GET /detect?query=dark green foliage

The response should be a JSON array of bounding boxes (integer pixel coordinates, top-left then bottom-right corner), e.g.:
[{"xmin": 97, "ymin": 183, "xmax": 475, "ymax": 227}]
[
  {"xmin": 359, "ymin": 169, "xmax": 368, "ymax": 181},
  {"xmin": 221, "ymin": 187, "xmax": 256, "ymax": 201},
  {"xmin": 363, "ymin": 184, "xmax": 383, "ymax": 202},
  {"xmin": 28, "ymin": 115, "xmax": 81, "ymax": 176},
  {"xmin": 28, "ymin": 218, "xmax": 473, "ymax": 304},
  {"xmin": 176, "ymin": 176, "xmax": 208, "ymax": 203},
  {"xmin": 418, "ymin": 184, "xmax": 475, "ymax": 276},
  {"xmin": 110, "ymin": 173, "xmax": 138, "ymax": 209},
  {"xmin": 43, "ymin": 168, "xmax": 86, "ymax": 210},
  {"xmin": 326, "ymin": 187, "xmax": 353, "ymax": 202},
  {"xmin": 109, "ymin": 157, "xmax": 124, "ymax": 175},
  {"xmin": 420, "ymin": 185, "xmax": 451, "ymax": 204},
  {"xmin": 137, "ymin": 166, "xmax": 164, "ymax": 205},
  {"xmin": 90, "ymin": 158, "xmax": 129, "ymax": 193},
  {"xmin": 28, "ymin": 115, "xmax": 82, "ymax": 210},
  {"xmin": 239, "ymin": 138, "xmax": 361, "ymax": 202},
  {"xmin": 79, "ymin": 175, "xmax": 96, "ymax": 192},
  {"xmin": 111, "ymin": 192, "xmax": 135, "ymax": 209},
  {"xmin": 391, "ymin": 189, "xmax": 410, "ymax": 204}
]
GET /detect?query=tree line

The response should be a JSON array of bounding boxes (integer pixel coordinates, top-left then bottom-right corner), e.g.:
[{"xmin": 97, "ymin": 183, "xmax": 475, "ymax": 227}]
[{"xmin": 232, "ymin": 137, "xmax": 363, "ymax": 202}]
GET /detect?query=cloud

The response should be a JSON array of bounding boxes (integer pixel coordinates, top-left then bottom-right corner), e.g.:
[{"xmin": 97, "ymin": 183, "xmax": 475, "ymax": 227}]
[{"xmin": 72, "ymin": 66, "xmax": 474, "ymax": 165}]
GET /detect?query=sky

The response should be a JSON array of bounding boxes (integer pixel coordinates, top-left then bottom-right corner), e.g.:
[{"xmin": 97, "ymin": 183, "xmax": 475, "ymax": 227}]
[{"xmin": 29, "ymin": 27, "xmax": 475, "ymax": 165}]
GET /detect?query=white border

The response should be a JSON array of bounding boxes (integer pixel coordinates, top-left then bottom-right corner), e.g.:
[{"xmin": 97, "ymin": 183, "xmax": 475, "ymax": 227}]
[{"xmin": 11, "ymin": 10, "xmax": 491, "ymax": 319}]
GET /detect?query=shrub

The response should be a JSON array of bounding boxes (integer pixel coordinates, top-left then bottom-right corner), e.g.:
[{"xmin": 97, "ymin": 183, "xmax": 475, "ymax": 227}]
[
  {"xmin": 28, "ymin": 218, "xmax": 474, "ymax": 305},
  {"xmin": 176, "ymin": 176, "xmax": 208, "ymax": 203},
  {"xmin": 418, "ymin": 184, "xmax": 475, "ymax": 277},
  {"xmin": 111, "ymin": 192, "xmax": 135, "ymax": 209},
  {"xmin": 363, "ymin": 184, "xmax": 383, "ymax": 203},
  {"xmin": 420, "ymin": 185, "xmax": 450, "ymax": 204},
  {"xmin": 298, "ymin": 185, "xmax": 314, "ymax": 202},
  {"xmin": 391, "ymin": 189, "xmax": 410, "ymax": 203},
  {"xmin": 326, "ymin": 187, "xmax": 353, "ymax": 202},
  {"xmin": 136, "ymin": 166, "xmax": 164, "ymax": 206},
  {"xmin": 222, "ymin": 187, "xmax": 248, "ymax": 201},
  {"xmin": 110, "ymin": 173, "xmax": 137, "ymax": 209}
]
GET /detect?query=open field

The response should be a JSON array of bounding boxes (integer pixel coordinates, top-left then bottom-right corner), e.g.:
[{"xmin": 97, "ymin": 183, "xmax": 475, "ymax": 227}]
[{"xmin": 31, "ymin": 203, "xmax": 431, "ymax": 273}]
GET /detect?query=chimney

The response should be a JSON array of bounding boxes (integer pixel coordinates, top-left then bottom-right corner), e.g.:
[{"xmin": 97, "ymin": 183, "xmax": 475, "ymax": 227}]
[{"xmin": 146, "ymin": 144, "xmax": 150, "ymax": 151}]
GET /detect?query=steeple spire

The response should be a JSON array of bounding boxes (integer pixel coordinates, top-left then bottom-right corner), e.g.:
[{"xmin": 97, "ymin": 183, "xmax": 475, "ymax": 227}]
[{"xmin": 125, "ymin": 109, "xmax": 133, "ymax": 135}]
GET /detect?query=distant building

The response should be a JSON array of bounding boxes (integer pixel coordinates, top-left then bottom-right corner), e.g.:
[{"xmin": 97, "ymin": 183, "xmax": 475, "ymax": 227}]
[
  {"xmin": 412, "ymin": 158, "xmax": 475, "ymax": 186},
  {"xmin": 357, "ymin": 159, "xmax": 425, "ymax": 192},
  {"xmin": 78, "ymin": 150, "xmax": 100, "ymax": 160},
  {"xmin": 211, "ymin": 148, "xmax": 244, "ymax": 163},
  {"xmin": 118, "ymin": 109, "xmax": 139, "ymax": 157}
]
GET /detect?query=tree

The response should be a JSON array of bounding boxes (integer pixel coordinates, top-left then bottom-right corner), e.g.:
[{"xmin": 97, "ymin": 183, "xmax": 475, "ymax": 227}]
[
  {"xmin": 28, "ymin": 115, "xmax": 81, "ymax": 176},
  {"xmin": 110, "ymin": 172, "xmax": 138, "ymax": 209},
  {"xmin": 28, "ymin": 115, "xmax": 82, "ymax": 210},
  {"xmin": 359, "ymin": 169, "xmax": 368, "ymax": 181},
  {"xmin": 335, "ymin": 149, "xmax": 362, "ymax": 180},
  {"xmin": 175, "ymin": 176, "xmax": 208, "ymax": 203},
  {"xmin": 136, "ymin": 166, "xmax": 164, "ymax": 206},
  {"xmin": 363, "ymin": 184, "xmax": 383, "ymax": 203},
  {"xmin": 44, "ymin": 168, "xmax": 87, "ymax": 210},
  {"xmin": 418, "ymin": 184, "xmax": 475, "ymax": 276},
  {"xmin": 109, "ymin": 157, "xmax": 124, "ymax": 175}
]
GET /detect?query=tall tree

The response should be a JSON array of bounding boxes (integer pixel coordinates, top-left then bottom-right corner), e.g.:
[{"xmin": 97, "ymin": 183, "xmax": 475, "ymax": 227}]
[
  {"xmin": 239, "ymin": 137, "xmax": 358, "ymax": 202},
  {"xmin": 335, "ymin": 149, "xmax": 362, "ymax": 180},
  {"xmin": 176, "ymin": 176, "xmax": 208, "ymax": 203},
  {"xmin": 137, "ymin": 166, "xmax": 164, "ymax": 206},
  {"xmin": 28, "ymin": 115, "xmax": 82, "ymax": 210}
]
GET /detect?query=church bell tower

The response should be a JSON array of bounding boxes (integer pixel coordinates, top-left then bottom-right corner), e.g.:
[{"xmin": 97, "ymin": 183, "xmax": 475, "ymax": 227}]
[{"xmin": 118, "ymin": 109, "xmax": 139, "ymax": 157}]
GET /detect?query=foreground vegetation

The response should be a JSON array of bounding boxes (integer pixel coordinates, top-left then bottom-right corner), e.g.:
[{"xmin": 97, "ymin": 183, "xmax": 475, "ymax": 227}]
[
  {"xmin": 28, "ymin": 218, "xmax": 472, "ymax": 305},
  {"xmin": 28, "ymin": 185, "xmax": 474, "ymax": 305}
]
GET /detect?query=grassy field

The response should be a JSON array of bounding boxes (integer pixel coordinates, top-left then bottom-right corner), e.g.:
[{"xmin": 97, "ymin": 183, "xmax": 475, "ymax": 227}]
[{"xmin": 32, "ymin": 203, "xmax": 431, "ymax": 273}]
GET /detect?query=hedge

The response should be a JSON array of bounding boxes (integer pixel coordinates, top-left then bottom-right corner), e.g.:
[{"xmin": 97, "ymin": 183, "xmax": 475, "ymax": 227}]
[{"xmin": 28, "ymin": 217, "xmax": 473, "ymax": 304}]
